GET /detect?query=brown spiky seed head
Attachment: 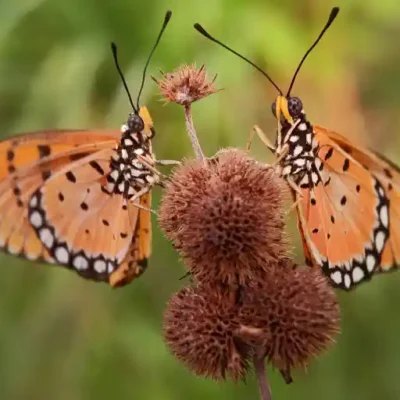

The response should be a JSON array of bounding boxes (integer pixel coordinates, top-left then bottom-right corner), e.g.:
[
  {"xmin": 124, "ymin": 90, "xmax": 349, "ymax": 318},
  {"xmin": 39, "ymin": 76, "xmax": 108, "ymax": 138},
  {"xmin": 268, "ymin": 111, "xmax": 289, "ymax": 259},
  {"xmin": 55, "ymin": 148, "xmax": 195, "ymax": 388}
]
[
  {"xmin": 163, "ymin": 286, "xmax": 249, "ymax": 381},
  {"xmin": 158, "ymin": 149, "xmax": 289, "ymax": 287},
  {"xmin": 153, "ymin": 64, "xmax": 218, "ymax": 105},
  {"xmin": 236, "ymin": 266, "xmax": 340, "ymax": 377}
]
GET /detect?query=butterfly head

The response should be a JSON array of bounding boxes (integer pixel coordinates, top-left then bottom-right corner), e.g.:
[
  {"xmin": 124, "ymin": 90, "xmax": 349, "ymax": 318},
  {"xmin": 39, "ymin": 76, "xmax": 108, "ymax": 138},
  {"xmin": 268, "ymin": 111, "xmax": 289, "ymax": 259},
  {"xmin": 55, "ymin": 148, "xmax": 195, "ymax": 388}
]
[{"xmin": 271, "ymin": 96, "xmax": 304, "ymax": 125}]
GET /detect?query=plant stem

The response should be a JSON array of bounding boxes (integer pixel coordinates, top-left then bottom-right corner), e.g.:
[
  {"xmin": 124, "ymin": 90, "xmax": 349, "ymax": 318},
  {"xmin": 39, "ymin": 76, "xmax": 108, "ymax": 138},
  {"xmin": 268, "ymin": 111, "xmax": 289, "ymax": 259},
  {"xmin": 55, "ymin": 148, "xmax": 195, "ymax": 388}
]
[
  {"xmin": 184, "ymin": 104, "xmax": 205, "ymax": 161},
  {"xmin": 253, "ymin": 356, "xmax": 272, "ymax": 400}
]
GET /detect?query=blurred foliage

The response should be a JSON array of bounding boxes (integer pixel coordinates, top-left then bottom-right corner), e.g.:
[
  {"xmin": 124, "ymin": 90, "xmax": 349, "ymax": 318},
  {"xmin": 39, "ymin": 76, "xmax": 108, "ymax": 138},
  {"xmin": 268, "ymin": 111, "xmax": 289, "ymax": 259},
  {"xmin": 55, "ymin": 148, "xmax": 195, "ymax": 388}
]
[{"xmin": 0, "ymin": 0, "xmax": 400, "ymax": 399}]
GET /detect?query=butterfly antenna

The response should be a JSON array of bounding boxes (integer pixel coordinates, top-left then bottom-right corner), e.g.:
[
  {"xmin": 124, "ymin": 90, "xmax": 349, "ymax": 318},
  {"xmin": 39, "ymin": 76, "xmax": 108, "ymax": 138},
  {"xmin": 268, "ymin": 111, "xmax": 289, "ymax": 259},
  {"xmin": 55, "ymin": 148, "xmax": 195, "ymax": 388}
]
[
  {"xmin": 287, "ymin": 7, "xmax": 339, "ymax": 96},
  {"xmin": 136, "ymin": 10, "xmax": 172, "ymax": 111},
  {"xmin": 111, "ymin": 42, "xmax": 138, "ymax": 113},
  {"xmin": 194, "ymin": 23, "xmax": 282, "ymax": 95}
]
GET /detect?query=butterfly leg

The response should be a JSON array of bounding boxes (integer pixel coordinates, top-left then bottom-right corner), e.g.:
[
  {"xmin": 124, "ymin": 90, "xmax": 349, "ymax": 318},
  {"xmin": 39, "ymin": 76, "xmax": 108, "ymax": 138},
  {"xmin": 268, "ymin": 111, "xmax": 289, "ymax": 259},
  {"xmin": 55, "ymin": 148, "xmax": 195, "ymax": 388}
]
[
  {"xmin": 253, "ymin": 125, "xmax": 276, "ymax": 152},
  {"xmin": 156, "ymin": 159, "xmax": 181, "ymax": 166},
  {"xmin": 129, "ymin": 187, "xmax": 159, "ymax": 216},
  {"xmin": 285, "ymin": 177, "xmax": 304, "ymax": 215}
]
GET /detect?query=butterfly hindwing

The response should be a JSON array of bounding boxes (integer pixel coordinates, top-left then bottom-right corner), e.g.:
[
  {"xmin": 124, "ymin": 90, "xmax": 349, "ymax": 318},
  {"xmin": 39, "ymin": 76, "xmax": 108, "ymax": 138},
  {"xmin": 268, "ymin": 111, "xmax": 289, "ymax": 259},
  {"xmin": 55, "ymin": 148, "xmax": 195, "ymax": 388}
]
[
  {"xmin": 109, "ymin": 192, "xmax": 152, "ymax": 287},
  {"xmin": 295, "ymin": 128, "xmax": 390, "ymax": 289},
  {"xmin": 319, "ymin": 126, "xmax": 400, "ymax": 274}
]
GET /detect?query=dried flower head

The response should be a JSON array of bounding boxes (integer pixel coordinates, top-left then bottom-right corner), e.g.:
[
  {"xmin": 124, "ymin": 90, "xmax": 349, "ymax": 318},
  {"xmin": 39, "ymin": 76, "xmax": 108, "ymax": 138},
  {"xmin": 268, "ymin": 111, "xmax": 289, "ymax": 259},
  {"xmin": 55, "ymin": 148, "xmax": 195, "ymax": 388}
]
[
  {"xmin": 236, "ymin": 266, "xmax": 340, "ymax": 379},
  {"xmin": 153, "ymin": 64, "xmax": 218, "ymax": 105},
  {"xmin": 159, "ymin": 149, "xmax": 290, "ymax": 287},
  {"xmin": 163, "ymin": 286, "xmax": 249, "ymax": 381}
]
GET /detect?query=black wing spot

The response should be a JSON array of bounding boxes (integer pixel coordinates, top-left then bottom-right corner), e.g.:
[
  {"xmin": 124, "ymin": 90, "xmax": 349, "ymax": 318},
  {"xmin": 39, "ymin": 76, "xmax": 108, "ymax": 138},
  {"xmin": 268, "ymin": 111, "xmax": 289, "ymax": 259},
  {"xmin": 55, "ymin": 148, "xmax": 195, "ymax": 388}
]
[
  {"xmin": 122, "ymin": 205, "xmax": 128, "ymax": 210},
  {"xmin": 17, "ymin": 199, "xmax": 23, "ymax": 207},
  {"xmin": 312, "ymin": 228, "xmax": 319, "ymax": 234},
  {"xmin": 356, "ymin": 184, "xmax": 361, "ymax": 193},
  {"xmin": 42, "ymin": 170, "xmax": 51, "ymax": 181},
  {"xmin": 343, "ymin": 159, "xmax": 350, "ymax": 172},
  {"xmin": 37, "ymin": 145, "xmax": 51, "ymax": 158},
  {"xmin": 58, "ymin": 192, "xmax": 64, "ymax": 202},
  {"xmin": 80, "ymin": 202, "xmax": 89, "ymax": 211},
  {"xmin": 85, "ymin": 229, "xmax": 90, "ymax": 234},
  {"xmin": 388, "ymin": 183, "xmax": 393, "ymax": 191},
  {"xmin": 13, "ymin": 187, "xmax": 21, "ymax": 196},
  {"xmin": 66, "ymin": 171, "xmax": 76, "ymax": 183},
  {"xmin": 324, "ymin": 177, "xmax": 331, "ymax": 186},
  {"xmin": 89, "ymin": 160, "xmax": 105, "ymax": 175},
  {"xmin": 311, "ymin": 198, "xmax": 316, "ymax": 205},
  {"xmin": 8, "ymin": 165, "xmax": 15, "ymax": 174},
  {"xmin": 327, "ymin": 233, "xmax": 331, "ymax": 239},
  {"xmin": 102, "ymin": 219, "xmax": 110, "ymax": 226},
  {"xmin": 331, "ymin": 215, "xmax": 335, "ymax": 224},
  {"xmin": 7, "ymin": 149, "xmax": 14, "ymax": 161},
  {"xmin": 384, "ymin": 168, "xmax": 393, "ymax": 179},
  {"xmin": 120, "ymin": 232, "xmax": 128, "ymax": 238},
  {"xmin": 340, "ymin": 196, "xmax": 347, "ymax": 206},
  {"xmin": 324, "ymin": 148, "xmax": 333, "ymax": 160}
]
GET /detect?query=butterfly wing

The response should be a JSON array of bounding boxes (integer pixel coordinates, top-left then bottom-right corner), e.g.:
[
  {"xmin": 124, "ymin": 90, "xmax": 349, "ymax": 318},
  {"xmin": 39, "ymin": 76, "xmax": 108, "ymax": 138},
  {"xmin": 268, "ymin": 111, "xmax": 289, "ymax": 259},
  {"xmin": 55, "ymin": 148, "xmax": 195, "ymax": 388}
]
[
  {"xmin": 0, "ymin": 130, "xmax": 151, "ymax": 285},
  {"xmin": 295, "ymin": 127, "xmax": 390, "ymax": 289},
  {"xmin": 317, "ymin": 125, "xmax": 400, "ymax": 274},
  {"xmin": 0, "ymin": 130, "xmax": 120, "ymax": 261},
  {"xmin": 109, "ymin": 192, "xmax": 152, "ymax": 287}
]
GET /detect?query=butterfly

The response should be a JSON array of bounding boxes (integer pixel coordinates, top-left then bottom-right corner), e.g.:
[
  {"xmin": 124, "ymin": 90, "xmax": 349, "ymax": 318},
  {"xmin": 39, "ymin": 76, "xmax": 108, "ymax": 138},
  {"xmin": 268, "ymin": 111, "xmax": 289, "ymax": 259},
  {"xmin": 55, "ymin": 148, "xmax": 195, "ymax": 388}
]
[
  {"xmin": 195, "ymin": 7, "xmax": 400, "ymax": 290},
  {"xmin": 0, "ymin": 10, "xmax": 172, "ymax": 287}
]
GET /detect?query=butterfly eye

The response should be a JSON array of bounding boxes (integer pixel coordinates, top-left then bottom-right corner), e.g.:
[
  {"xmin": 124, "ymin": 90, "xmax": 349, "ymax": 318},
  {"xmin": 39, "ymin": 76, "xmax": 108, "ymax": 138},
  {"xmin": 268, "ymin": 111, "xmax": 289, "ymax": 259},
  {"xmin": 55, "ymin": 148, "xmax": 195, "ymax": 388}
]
[
  {"xmin": 127, "ymin": 113, "xmax": 145, "ymax": 132},
  {"xmin": 287, "ymin": 97, "xmax": 303, "ymax": 118},
  {"xmin": 271, "ymin": 101, "xmax": 277, "ymax": 117}
]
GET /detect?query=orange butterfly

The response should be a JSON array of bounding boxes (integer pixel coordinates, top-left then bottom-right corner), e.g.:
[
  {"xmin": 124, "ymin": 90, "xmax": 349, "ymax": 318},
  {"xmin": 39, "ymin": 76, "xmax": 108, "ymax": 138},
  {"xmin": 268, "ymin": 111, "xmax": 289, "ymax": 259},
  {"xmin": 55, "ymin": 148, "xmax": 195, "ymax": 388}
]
[
  {"xmin": 195, "ymin": 7, "xmax": 399, "ymax": 290},
  {"xmin": 0, "ymin": 10, "xmax": 172, "ymax": 287}
]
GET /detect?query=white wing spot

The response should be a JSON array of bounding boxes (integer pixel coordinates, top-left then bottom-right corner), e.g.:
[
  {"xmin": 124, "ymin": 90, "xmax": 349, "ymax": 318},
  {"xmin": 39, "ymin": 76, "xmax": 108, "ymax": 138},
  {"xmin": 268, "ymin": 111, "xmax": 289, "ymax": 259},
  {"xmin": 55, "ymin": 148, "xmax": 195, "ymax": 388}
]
[
  {"xmin": 73, "ymin": 256, "xmax": 89, "ymax": 270},
  {"xmin": 94, "ymin": 260, "xmax": 107, "ymax": 274},
  {"xmin": 30, "ymin": 211, "xmax": 43, "ymax": 228},
  {"xmin": 107, "ymin": 262, "xmax": 115, "ymax": 274},
  {"xmin": 344, "ymin": 274, "xmax": 351, "ymax": 289},
  {"xmin": 39, "ymin": 228, "xmax": 54, "ymax": 248},
  {"xmin": 380, "ymin": 205, "xmax": 389, "ymax": 228},
  {"xmin": 29, "ymin": 195, "xmax": 38, "ymax": 208},
  {"xmin": 331, "ymin": 271, "xmax": 342, "ymax": 285},
  {"xmin": 375, "ymin": 230, "xmax": 386, "ymax": 253},
  {"xmin": 366, "ymin": 254, "xmax": 376, "ymax": 272},
  {"xmin": 55, "ymin": 246, "xmax": 69, "ymax": 264},
  {"xmin": 352, "ymin": 266, "xmax": 364, "ymax": 283},
  {"xmin": 298, "ymin": 123, "xmax": 307, "ymax": 131},
  {"xmin": 289, "ymin": 135, "xmax": 299, "ymax": 143}
]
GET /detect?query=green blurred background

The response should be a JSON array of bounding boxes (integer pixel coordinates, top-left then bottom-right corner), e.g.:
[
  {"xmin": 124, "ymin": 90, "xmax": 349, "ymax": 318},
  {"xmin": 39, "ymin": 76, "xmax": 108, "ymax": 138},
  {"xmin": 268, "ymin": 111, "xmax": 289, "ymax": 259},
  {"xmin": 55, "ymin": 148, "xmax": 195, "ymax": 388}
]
[{"xmin": 0, "ymin": 0, "xmax": 400, "ymax": 399}]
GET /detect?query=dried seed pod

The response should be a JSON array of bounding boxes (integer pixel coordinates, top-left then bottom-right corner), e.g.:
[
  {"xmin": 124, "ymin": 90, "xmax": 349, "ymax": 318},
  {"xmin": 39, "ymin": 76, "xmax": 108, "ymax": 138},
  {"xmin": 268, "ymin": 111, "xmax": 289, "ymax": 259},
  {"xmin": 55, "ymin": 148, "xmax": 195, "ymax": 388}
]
[
  {"xmin": 153, "ymin": 64, "xmax": 218, "ymax": 106},
  {"xmin": 159, "ymin": 149, "xmax": 290, "ymax": 287},
  {"xmin": 237, "ymin": 266, "xmax": 340, "ymax": 379},
  {"xmin": 163, "ymin": 286, "xmax": 249, "ymax": 381}
]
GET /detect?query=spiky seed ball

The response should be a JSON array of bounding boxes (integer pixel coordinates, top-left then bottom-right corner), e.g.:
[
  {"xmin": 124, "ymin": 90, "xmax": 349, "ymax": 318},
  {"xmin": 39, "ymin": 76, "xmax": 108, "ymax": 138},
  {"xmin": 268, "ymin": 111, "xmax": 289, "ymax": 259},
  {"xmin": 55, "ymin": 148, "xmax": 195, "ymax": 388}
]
[
  {"xmin": 158, "ymin": 149, "xmax": 289, "ymax": 287},
  {"xmin": 236, "ymin": 266, "xmax": 340, "ymax": 378},
  {"xmin": 163, "ymin": 286, "xmax": 249, "ymax": 381},
  {"xmin": 153, "ymin": 64, "xmax": 218, "ymax": 106}
]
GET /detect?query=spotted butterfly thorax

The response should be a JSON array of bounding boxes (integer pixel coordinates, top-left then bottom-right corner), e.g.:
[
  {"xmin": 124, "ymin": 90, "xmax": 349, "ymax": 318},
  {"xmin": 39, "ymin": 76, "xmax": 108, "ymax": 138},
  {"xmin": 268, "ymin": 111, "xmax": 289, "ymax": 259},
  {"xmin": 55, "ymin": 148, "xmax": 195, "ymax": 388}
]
[
  {"xmin": 195, "ymin": 7, "xmax": 400, "ymax": 290},
  {"xmin": 0, "ymin": 10, "xmax": 172, "ymax": 287}
]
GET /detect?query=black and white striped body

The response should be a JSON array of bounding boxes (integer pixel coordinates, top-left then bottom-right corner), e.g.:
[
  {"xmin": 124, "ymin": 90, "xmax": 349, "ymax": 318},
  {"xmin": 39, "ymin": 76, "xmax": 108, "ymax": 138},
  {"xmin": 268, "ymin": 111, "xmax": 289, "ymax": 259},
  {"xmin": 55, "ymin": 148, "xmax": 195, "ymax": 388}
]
[
  {"xmin": 275, "ymin": 110, "xmax": 322, "ymax": 188},
  {"xmin": 104, "ymin": 122, "xmax": 158, "ymax": 199}
]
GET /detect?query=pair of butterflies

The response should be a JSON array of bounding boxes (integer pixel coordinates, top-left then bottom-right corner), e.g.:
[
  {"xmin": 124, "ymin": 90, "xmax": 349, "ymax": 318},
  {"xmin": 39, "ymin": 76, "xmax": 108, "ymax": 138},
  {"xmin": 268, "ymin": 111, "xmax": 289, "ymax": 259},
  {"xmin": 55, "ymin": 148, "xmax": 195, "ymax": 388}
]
[{"xmin": 1, "ymin": 7, "xmax": 398, "ymax": 290}]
